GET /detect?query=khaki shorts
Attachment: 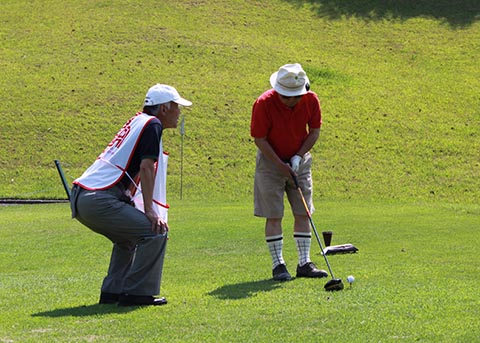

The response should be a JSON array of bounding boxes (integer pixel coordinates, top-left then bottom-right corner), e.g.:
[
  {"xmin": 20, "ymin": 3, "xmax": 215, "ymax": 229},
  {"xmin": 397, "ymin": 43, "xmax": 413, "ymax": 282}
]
[{"xmin": 254, "ymin": 151, "xmax": 314, "ymax": 218}]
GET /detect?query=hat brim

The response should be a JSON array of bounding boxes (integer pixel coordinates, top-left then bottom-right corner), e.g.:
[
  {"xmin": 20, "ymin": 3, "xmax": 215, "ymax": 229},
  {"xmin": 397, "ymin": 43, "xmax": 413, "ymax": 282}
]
[
  {"xmin": 270, "ymin": 71, "xmax": 309, "ymax": 97},
  {"xmin": 173, "ymin": 97, "xmax": 192, "ymax": 107}
]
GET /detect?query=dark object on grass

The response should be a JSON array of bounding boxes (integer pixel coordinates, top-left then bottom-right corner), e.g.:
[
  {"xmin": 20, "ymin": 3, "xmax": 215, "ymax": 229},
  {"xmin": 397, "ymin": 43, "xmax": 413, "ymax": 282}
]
[
  {"xmin": 323, "ymin": 244, "xmax": 359, "ymax": 255},
  {"xmin": 322, "ymin": 231, "xmax": 333, "ymax": 246}
]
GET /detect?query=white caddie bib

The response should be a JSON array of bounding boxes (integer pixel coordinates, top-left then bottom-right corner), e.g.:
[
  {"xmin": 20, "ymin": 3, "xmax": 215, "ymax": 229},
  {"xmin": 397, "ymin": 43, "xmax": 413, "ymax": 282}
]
[{"xmin": 74, "ymin": 112, "xmax": 169, "ymax": 221}]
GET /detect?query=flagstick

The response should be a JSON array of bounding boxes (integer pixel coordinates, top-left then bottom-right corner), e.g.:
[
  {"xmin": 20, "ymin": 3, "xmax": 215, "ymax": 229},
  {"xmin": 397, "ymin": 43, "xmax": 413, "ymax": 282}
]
[{"xmin": 180, "ymin": 116, "xmax": 185, "ymax": 200}]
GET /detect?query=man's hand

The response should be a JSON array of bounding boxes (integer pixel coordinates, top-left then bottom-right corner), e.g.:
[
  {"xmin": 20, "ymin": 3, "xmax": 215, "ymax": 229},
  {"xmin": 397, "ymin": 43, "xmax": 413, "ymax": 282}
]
[
  {"xmin": 290, "ymin": 155, "xmax": 302, "ymax": 172},
  {"xmin": 145, "ymin": 208, "xmax": 169, "ymax": 235},
  {"xmin": 279, "ymin": 162, "xmax": 296, "ymax": 178},
  {"xmin": 254, "ymin": 137, "xmax": 297, "ymax": 178},
  {"xmin": 139, "ymin": 158, "xmax": 168, "ymax": 235}
]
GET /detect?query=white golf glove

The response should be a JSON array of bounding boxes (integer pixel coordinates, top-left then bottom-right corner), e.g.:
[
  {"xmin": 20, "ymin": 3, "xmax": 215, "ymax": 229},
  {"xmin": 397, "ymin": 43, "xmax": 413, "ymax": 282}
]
[{"xmin": 290, "ymin": 154, "xmax": 302, "ymax": 172}]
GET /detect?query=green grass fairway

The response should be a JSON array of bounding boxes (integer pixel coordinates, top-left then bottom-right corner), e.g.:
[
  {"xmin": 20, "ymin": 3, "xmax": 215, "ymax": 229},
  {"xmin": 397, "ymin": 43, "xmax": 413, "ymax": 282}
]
[{"xmin": 1, "ymin": 201, "xmax": 478, "ymax": 342}]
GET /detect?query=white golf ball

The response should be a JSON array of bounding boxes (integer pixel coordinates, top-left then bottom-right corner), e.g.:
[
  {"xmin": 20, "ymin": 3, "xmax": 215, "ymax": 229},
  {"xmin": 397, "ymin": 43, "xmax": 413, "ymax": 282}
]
[{"xmin": 347, "ymin": 275, "xmax": 355, "ymax": 283}]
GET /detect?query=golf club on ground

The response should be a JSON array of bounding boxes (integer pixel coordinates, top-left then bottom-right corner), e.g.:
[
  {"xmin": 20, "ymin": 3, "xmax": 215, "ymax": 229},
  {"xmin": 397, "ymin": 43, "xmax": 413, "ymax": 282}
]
[{"xmin": 292, "ymin": 174, "xmax": 344, "ymax": 292}]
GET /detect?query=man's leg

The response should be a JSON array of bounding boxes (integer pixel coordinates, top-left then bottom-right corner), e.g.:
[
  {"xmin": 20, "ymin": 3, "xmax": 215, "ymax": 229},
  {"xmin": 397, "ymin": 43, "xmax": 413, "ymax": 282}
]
[
  {"xmin": 101, "ymin": 242, "xmax": 136, "ymax": 295},
  {"xmin": 292, "ymin": 215, "xmax": 328, "ymax": 278},
  {"xmin": 122, "ymin": 234, "xmax": 168, "ymax": 296},
  {"xmin": 287, "ymin": 154, "xmax": 328, "ymax": 278},
  {"xmin": 265, "ymin": 218, "xmax": 291, "ymax": 281},
  {"xmin": 265, "ymin": 218, "xmax": 284, "ymax": 269},
  {"xmin": 75, "ymin": 186, "xmax": 169, "ymax": 303},
  {"xmin": 254, "ymin": 150, "xmax": 291, "ymax": 280},
  {"xmin": 293, "ymin": 214, "xmax": 312, "ymax": 267}
]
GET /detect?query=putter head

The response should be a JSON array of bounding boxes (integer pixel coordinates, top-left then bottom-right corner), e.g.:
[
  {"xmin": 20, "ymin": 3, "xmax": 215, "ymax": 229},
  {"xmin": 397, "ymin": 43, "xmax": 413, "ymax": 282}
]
[{"xmin": 324, "ymin": 278, "xmax": 344, "ymax": 292}]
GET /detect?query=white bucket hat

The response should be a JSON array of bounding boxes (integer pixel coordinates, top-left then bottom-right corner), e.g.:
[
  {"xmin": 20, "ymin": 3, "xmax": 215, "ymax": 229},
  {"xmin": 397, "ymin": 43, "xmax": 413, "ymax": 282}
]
[
  {"xmin": 270, "ymin": 63, "xmax": 310, "ymax": 97},
  {"xmin": 144, "ymin": 84, "xmax": 192, "ymax": 107}
]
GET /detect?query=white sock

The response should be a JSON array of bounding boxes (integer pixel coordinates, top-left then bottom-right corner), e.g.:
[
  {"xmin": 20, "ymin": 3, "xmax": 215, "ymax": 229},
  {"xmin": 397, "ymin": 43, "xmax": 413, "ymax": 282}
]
[
  {"xmin": 294, "ymin": 232, "xmax": 312, "ymax": 267},
  {"xmin": 266, "ymin": 234, "xmax": 285, "ymax": 269}
]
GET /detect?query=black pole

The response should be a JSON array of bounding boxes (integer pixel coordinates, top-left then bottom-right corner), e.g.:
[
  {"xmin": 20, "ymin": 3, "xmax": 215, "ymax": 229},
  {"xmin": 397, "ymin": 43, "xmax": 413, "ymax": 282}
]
[{"xmin": 54, "ymin": 160, "xmax": 71, "ymax": 200}]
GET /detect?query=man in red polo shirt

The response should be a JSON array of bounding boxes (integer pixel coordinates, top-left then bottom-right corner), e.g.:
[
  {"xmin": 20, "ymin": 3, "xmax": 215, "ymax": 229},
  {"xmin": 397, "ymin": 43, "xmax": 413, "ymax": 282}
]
[{"xmin": 250, "ymin": 63, "xmax": 328, "ymax": 281}]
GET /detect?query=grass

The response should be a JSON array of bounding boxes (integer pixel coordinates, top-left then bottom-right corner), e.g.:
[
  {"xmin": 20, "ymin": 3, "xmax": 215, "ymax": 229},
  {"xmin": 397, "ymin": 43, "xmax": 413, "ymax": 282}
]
[
  {"xmin": 1, "ymin": 200, "xmax": 479, "ymax": 342},
  {"xmin": 0, "ymin": 0, "xmax": 478, "ymax": 203},
  {"xmin": 0, "ymin": 1, "xmax": 479, "ymax": 342}
]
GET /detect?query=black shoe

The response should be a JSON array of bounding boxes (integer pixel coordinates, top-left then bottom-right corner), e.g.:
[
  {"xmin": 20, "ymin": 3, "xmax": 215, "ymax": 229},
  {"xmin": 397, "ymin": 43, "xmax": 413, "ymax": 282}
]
[
  {"xmin": 118, "ymin": 294, "xmax": 168, "ymax": 307},
  {"xmin": 272, "ymin": 264, "xmax": 292, "ymax": 281},
  {"xmin": 99, "ymin": 292, "xmax": 120, "ymax": 304},
  {"xmin": 296, "ymin": 262, "xmax": 328, "ymax": 278}
]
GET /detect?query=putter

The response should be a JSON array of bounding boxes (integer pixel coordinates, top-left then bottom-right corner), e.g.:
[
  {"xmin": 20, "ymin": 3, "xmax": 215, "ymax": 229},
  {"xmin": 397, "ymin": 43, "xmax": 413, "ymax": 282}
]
[{"xmin": 292, "ymin": 174, "xmax": 344, "ymax": 292}]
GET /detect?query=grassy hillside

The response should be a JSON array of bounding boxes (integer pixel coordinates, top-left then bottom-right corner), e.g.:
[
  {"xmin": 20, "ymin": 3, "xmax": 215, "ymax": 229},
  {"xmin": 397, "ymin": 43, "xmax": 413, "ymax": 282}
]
[{"xmin": 0, "ymin": 0, "xmax": 478, "ymax": 203}]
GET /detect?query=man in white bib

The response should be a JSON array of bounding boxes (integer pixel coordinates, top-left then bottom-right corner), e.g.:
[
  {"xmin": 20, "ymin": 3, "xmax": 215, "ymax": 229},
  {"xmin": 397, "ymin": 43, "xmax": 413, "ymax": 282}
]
[{"xmin": 71, "ymin": 84, "xmax": 192, "ymax": 306}]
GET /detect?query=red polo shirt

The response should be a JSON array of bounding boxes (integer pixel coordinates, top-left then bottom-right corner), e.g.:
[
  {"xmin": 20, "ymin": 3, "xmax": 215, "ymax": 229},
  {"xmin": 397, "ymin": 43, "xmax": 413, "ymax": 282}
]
[{"xmin": 250, "ymin": 89, "xmax": 322, "ymax": 160}]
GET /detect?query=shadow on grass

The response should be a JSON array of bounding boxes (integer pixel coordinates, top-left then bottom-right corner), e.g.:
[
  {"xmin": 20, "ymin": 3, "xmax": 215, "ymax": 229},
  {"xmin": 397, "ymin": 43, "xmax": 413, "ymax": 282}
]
[
  {"xmin": 32, "ymin": 304, "xmax": 136, "ymax": 317},
  {"xmin": 208, "ymin": 279, "xmax": 284, "ymax": 300},
  {"xmin": 284, "ymin": 0, "xmax": 480, "ymax": 28}
]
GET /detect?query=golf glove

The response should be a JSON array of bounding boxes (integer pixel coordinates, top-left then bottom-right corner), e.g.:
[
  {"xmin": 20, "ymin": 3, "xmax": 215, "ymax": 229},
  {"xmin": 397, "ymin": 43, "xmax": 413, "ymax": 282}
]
[{"xmin": 290, "ymin": 154, "xmax": 302, "ymax": 172}]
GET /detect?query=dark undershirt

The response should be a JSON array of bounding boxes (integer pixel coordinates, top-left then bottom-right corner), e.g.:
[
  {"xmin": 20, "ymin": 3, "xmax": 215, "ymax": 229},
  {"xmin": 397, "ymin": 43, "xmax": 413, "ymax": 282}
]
[{"xmin": 120, "ymin": 118, "xmax": 163, "ymax": 189}]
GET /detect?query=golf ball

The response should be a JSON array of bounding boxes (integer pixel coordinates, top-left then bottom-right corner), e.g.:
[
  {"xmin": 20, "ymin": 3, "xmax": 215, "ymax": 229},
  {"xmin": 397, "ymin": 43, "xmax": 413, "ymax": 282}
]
[{"xmin": 347, "ymin": 275, "xmax": 355, "ymax": 283}]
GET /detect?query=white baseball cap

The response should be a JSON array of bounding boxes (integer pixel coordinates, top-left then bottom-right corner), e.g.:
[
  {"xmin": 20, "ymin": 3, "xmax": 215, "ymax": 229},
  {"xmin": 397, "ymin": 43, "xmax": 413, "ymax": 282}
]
[
  {"xmin": 270, "ymin": 63, "xmax": 310, "ymax": 97},
  {"xmin": 144, "ymin": 84, "xmax": 192, "ymax": 107}
]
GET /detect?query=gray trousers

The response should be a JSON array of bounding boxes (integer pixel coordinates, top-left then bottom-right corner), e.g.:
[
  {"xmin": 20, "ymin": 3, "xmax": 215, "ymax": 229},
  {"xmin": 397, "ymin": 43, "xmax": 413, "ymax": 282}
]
[{"xmin": 70, "ymin": 184, "xmax": 167, "ymax": 296}]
